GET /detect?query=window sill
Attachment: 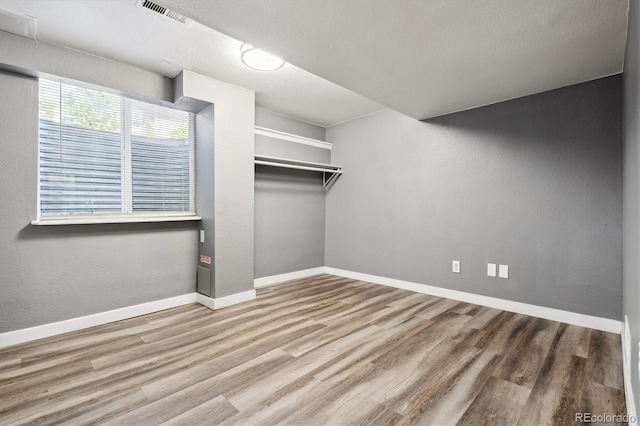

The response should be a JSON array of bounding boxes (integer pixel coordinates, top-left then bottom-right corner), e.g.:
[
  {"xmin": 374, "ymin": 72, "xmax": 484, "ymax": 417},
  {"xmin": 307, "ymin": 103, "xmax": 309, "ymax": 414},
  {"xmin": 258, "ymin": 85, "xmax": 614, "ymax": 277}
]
[{"xmin": 31, "ymin": 215, "xmax": 202, "ymax": 226}]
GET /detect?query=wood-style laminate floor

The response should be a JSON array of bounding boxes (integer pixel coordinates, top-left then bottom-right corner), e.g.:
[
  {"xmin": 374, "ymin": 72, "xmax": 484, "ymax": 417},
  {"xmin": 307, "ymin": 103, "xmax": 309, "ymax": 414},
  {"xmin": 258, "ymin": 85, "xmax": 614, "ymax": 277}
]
[{"xmin": 0, "ymin": 275, "xmax": 627, "ymax": 425}]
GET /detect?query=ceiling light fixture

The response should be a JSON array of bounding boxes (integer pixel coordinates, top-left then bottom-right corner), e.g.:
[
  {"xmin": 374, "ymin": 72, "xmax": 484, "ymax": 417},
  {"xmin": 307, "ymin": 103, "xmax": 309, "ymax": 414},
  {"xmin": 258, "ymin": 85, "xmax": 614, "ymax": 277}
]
[{"xmin": 240, "ymin": 44, "xmax": 285, "ymax": 71}]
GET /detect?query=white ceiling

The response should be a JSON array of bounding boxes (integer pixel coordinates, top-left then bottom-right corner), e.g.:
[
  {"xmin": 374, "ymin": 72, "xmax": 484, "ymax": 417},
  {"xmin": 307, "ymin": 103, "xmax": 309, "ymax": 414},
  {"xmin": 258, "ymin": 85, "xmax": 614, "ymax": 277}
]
[
  {"xmin": 158, "ymin": 0, "xmax": 630, "ymax": 120},
  {"xmin": 0, "ymin": 1, "xmax": 630, "ymax": 124},
  {"xmin": 0, "ymin": 0, "xmax": 384, "ymax": 127}
]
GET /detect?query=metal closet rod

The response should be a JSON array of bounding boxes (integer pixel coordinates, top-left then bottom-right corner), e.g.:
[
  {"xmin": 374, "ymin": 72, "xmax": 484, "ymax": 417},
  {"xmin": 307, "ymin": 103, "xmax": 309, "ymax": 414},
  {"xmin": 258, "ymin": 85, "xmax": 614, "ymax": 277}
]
[
  {"xmin": 254, "ymin": 160, "xmax": 343, "ymax": 174},
  {"xmin": 254, "ymin": 155, "xmax": 343, "ymax": 173}
]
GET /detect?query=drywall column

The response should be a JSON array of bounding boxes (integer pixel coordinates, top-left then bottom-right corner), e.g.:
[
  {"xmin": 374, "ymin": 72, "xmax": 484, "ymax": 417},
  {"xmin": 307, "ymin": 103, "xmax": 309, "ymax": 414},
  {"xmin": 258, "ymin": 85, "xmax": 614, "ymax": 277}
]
[
  {"xmin": 194, "ymin": 106, "xmax": 215, "ymax": 296},
  {"xmin": 175, "ymin": 70, "xmax": 255, "ymax": 300}
]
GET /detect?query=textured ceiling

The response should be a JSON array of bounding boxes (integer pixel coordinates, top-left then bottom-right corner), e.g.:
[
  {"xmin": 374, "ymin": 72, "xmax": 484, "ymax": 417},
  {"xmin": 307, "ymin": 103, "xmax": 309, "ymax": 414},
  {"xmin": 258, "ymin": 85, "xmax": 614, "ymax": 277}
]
[
  {"xmin": 0, "ymin": 0, "xmax": 384, "ymax": 127},
  {"xmin": 158, "ymin": 0, "xmax": 630, "ymax": 120},
  {"xmin": 0, "ymin": 0, "xmax": 630, "ymax": 124}
]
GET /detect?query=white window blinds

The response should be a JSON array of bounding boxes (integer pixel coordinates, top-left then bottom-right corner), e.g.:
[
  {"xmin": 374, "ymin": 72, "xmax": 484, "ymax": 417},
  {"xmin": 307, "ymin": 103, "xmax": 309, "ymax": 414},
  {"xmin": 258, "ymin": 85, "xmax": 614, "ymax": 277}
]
[{"xmin": 38, "ymin": 79, "xmax": 195, "ymax": 218}]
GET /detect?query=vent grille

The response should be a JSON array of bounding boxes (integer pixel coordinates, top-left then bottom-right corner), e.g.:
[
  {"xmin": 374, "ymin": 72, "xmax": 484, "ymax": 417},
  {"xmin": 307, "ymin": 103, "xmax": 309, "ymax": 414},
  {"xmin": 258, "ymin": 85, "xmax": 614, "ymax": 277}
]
[
  {"xmin": 137, "ymin": 0, "xmax": 192, "ymax": 26},
  {"xmin": 142, "ymin": 0, "xmax": 166, "ymax": 15},
  {"xmin": 165, "ymin": 10, "xmax": 189, "ymax": 24}
]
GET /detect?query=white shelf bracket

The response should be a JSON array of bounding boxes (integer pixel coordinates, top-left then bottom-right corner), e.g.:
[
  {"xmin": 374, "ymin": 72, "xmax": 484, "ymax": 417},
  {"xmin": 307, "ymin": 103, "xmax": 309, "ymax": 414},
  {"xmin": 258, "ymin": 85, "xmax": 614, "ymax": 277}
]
[{"xmin": 323, "ymin": 171, "xmax": 340, "ymax": 187}]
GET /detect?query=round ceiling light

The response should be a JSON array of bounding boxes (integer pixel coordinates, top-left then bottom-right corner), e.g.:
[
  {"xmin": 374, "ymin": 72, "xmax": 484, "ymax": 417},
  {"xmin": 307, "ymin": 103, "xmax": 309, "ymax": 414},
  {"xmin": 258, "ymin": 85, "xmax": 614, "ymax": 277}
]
[{"xmin": 240, "ymin": 44, "xmax": 285, "ymax": 71}]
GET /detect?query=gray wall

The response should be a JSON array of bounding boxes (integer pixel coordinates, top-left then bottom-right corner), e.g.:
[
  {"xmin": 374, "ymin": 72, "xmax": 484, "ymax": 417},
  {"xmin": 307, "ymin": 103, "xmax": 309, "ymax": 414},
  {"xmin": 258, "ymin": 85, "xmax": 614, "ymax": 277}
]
[
  {"xmin": 254, "ymin": 110, "xmax": 328, "ymax": 278},
  {"xmin": 256, "ymin": 108, "xmax": 326, "ymax": 141},
  {"xmin": 0, "ymin": 71, "xmax": 197, "ymax": 333},
  {"xmin": 255, "ymin": 135, "xmax": 330, "ymax": 163},
  {"xmin": 623, "ymin": 0, "xmax": 640, "ymax": 413},
  {"xmin": 326, "ymin": 76, "xmax": 623, "ymax": 320}
]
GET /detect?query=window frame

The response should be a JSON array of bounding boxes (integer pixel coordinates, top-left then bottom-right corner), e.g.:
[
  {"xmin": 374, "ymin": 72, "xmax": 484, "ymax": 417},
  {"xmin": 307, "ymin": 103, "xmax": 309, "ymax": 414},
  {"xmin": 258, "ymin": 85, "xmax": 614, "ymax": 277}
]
[{"xmin": 33, "ymin": 78, "xmax": 200, "ymax": 226}]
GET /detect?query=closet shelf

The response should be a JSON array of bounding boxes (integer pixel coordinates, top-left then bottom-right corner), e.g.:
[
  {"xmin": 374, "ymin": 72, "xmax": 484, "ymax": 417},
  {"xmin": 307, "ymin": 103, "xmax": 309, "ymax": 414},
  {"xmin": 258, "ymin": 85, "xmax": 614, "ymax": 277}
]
[{"xmin": 254, "ymin": 155, "xmax": 343, "ymax": 187}]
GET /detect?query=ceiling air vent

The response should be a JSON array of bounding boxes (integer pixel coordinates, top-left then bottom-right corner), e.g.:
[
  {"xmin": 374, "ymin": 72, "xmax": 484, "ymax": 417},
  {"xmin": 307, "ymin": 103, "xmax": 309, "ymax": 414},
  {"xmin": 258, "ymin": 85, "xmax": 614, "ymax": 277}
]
[{"xmin": 136, "ymin": 0, "xmax": 193, "ymax": 26}]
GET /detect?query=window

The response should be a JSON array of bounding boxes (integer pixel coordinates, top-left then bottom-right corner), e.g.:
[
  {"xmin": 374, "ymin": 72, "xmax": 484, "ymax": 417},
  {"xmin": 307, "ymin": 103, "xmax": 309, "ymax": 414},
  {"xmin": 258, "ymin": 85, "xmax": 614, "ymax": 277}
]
[{"xmin": 38, "ymin": 79, "xmax": 195, "ymax": 221}]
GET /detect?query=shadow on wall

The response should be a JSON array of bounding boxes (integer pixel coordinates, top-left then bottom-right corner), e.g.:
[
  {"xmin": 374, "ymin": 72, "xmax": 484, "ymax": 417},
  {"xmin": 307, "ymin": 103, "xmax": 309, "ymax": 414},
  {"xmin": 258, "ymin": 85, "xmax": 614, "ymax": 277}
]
[
  {"xmin": 254, "ymin": 164, "xmax": 326, "ymax": 278},
  {"xmin": 424, "ymin": 76, "xmax": 621, "ymax": 144},
  {"xmin": 416, "ymin": 75, "xmax": 623, "ymax": 221},
  {"xmin": 255, "ymin": 165, "xmax": 325, "ymax": 186},
  {"xmin": 17, "ymin": 221, "xmax": 198, "ymax": 240}
]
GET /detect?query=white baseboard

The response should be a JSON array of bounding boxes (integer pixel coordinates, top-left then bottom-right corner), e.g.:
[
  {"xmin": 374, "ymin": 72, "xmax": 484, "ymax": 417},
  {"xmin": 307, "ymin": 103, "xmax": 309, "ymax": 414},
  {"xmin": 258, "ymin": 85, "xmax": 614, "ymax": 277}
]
[
  {"xmin": 196, "ymin": 289, "xmax": 256, "ymax": 310},
  {"xmin": 254, "ymin": 267, "xmax": 325, "ymax": 288},
  {"xmin": 0, "ymin": 265, "xmax": 623, "ymax": 352},
  {"xmin": 622, "ymin": 316, "xmax": 638, "ymax": 424},
  {"xmin": 0, "ymin": 293, "xmax": 198, "ymax": 349},
  {"xmin": 324, "ymin": 267, "xmax": 622, "ymax": 334}
]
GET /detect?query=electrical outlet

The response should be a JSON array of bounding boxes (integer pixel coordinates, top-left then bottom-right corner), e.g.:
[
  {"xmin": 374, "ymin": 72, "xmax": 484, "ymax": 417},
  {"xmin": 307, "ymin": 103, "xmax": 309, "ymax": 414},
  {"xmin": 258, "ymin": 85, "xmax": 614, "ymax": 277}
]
[
  {"xmin": 487, "ymin": 263, "xmax": 497, "ymax": 277},
  {"xmin": 452, "ymin": 260, "xmax": 460, "ymax": 273},
  {"xmin": 499, "ymin": 264, "xmax": 509, "ymax": 279}
]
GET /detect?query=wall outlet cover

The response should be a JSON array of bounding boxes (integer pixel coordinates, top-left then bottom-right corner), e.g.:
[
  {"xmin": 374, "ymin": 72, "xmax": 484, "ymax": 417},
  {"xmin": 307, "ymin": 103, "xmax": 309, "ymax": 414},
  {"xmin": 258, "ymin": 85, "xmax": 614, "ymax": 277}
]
[
  {"xmin": 487, "ymin": 263, "xmax": 497, "ymax": 277},
  {"xmin": 499, "ymin": 264, "xmax": 509, "ymax": 279},
  {"xmin": 452, "ymin": 260, "xmax": 461, "ymax": 273}
]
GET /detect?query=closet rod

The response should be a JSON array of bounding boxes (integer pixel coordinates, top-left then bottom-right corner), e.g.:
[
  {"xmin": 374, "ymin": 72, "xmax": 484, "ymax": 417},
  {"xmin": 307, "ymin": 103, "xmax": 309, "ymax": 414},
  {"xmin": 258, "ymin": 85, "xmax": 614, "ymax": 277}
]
[
  {"xmin": 254, "ymin": 160, "xmax": 343, "ymax": 174},
  {"xmin": 254, "ymin": 155, "xmax": 342, "ymax": 187},
  {"xmin": 255, "ymin": 154, "xmax": 341, "ymax": 169}
]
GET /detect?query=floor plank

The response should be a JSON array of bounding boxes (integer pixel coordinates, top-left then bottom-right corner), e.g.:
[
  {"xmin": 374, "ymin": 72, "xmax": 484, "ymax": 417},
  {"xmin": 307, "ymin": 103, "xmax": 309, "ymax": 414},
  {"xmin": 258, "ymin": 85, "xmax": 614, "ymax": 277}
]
[
  {"xmin": 587, "ymin": 330, "xmax": 625, "ymax": 390},
  {"xmin": 457, "ymin": 375, "xmax": 530, "ymax": 425},
  {"xmin": 517, "ymin": 324, "xmax": 592, "ymax": 425},
  {"xmin": 580, "ymin": 381, "xmax": 627, "ymax": 426},
  {"xmin": 493, "ymin": 317, "xmax": 561, "ymax": 388},
  {"xmin": 160, "ymin": 395, "xmax": 238, "ymax": 426}
]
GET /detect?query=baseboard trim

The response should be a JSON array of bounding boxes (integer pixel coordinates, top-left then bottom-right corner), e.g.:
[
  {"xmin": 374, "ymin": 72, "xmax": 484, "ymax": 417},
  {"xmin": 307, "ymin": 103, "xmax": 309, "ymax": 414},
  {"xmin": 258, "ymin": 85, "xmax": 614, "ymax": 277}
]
[
  {"xmin": 1, "ymin": 267, "xmax": 622, "ymax": 350},
  {"xmin": 0, "ymin": 293, "xmax": 198, "ymax": 349},
  {"xmin": 324, "ymin": 267, "xmax": 622, "ymax": 334},
  {"xmin": 622, "ymin": 316, "xmax": 638, "ymax": 424},
  {"xmin": 196, "ymin": 289, "xmax": 256, "ymax": 311},
  {"xmin": 254, "ymin": 267, "xmax": 326, "ymax": 288}
]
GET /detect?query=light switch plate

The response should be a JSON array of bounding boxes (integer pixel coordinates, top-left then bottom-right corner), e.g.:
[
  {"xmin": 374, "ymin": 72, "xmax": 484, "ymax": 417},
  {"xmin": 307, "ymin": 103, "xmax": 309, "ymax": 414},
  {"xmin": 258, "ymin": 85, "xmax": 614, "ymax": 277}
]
[
  {"xmin": 200, "ymin": 230, "xmax": 205, "ymax": 243},
  {"xmin": 499, "ymin": 264, "xmax": 509, "ymax": 279},
  {"xmin": 452, "ymin": 260, "xmax": 460, "ymax": 273},
  {"xmin": 487, "ymin": 263, "xmax": 497, "ymax": 277}
]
